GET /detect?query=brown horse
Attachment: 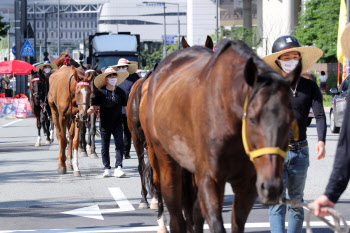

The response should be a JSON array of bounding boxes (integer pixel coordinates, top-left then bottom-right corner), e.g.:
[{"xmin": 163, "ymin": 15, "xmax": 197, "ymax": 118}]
[
  {"xmin": 126, "ymin": 36, "xmax": 214, "ymax": 231},
  {"xmin": 51, "ymin": 50, "xmax": 81, "ymax": 68},
  {"xmin": 144, "ymin": 39, "xmax": 301, "ymax": 233},
  {"xmin": 48, "ymin": 66, "xmax": 93, "ymax": 176}
]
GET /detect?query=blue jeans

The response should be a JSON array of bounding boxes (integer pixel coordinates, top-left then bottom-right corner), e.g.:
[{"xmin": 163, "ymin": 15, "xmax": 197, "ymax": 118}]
[
  {"xmin": 100, "ymin": 126, "xmax": 124, "ymax": 169},
  {"xmin": 269, "ymin": 146, "xmax": 309, "ymax": 233}
]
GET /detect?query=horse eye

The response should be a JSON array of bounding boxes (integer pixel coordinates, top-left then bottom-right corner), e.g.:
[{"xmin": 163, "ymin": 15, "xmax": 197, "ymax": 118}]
[{"xmin": 248, "ymin": 117, "xmax": 256, "ymax": 125}]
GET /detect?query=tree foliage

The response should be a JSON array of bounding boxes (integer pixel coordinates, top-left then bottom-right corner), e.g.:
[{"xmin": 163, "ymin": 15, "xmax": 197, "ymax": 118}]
[
  {"xmin": 293, "ymin": 0, "xmax": 339, "ymax": 63},
  {"xmin": 141, "ymin": 43, "xmax": 179, "ymax": 70},
  {"xmin": 0, "ymin": 14, "xmax": 9, "ymax": 39}
]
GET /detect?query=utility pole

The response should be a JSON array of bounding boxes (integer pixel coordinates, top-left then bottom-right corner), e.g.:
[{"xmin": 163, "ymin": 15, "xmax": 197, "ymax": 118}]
[
  {"xmin": 33, "ymin": 2, "xmax": 36, "ymax": 62},
  {"xmin": 163, "ymin": 3, "xmax": 167, "ymax": 59},
  {"xmin": 58, "ymin": 0, "xmax": 60, "ymax": 55},
  {"xmin": 7, "ymin": 9, "xmax": 10, "ymax": 60},
  {"xmin": 216, "ymin": 0, "xmax": 219, "ymax": 45},
  {"xmin": 15, "ymin": 0, "xmax": 21, "ymax": 61},
  {"xmin": 177, "ymin": 4, "xmax": 180, "ymax": 50},
  {"xmin": 243, "ymin": 0, "xmax": 252, "ymax": 43}
]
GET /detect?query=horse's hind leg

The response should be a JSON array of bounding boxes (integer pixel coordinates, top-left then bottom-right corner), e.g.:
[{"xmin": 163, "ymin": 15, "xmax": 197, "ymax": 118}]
[
  {"xmin": 69, "ymin": 120, "xmax": 81, "ymax": 176},
  {"xmin": 44, "ymin": 113, "xmax": 51, "ymax": 144},
  {"xmin": 88, "ymin": 113, "xmax": 98, "ymax": 158},
  {"xmin": 230, "ymin": 175, "xmax": 257, "ymax": 233},
  {"xmin": 35, "ymin": 115, "xmax": 42, "ymax": 147},
  {"xmin": 196, "ymin": 174, "xmax": 226, "ymax": 233}
]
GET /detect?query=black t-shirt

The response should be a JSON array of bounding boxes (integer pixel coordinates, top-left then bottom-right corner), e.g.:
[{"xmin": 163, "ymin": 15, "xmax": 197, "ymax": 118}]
[
  {"xmin": 92, "ymin": 86, "xmax": 127, "ymax": 129},
  {"xmin": 290, "ymin": 77, "xmax": 326, "ymax": 142}
]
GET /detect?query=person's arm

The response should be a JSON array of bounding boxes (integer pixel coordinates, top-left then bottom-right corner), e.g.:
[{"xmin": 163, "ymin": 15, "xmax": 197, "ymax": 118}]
[
  {"xmin": 87, "ymin": 105, "xmax": 100, "ymax": 114},
  {"xmin": 311, "ymin": 81, "xmax": 326, "ymax": 160},
  {"xmin": 313, "ymin": 96, "xmax": 350, "ymax": 217}
]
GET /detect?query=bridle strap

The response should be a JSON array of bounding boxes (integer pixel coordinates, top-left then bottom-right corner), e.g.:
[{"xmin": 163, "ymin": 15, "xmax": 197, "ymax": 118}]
[
  {"xmin": 85, "ymin": 69, "xmax": 96, "ymax": 74},
  {"xmin": 242, "ymin": 91, "xmax": 287, "ymax": 161}
]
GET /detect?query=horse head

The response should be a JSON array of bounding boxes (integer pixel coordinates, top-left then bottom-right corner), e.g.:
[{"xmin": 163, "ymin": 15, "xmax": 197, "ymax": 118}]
[
  {"xmin": 52, "ymin": 50, "xmax": 80, "ymax": 68},
  {"xmin": 242, "ymin": 55, "xmax": 302, "ymax": 205},
  {"xmin": 72, "ymin": 67, "xmax": 94, "ymax": 121},
  {"xmin": 30, "ymin": 69, "xmax": 46, "ymax": 106}
]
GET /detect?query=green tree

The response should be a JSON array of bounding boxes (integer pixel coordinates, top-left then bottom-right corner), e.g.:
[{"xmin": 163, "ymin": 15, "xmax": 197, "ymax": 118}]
[
  {"xmin": 210, "ymin": 25, "xmax": 262, "ymax": 51},
  {"xmin": 293, "ymin": 0, "xmax": 339, "ymax": 63},
  {"xmin": 0, "ymin": 14, "xmax": 9, "ymax": 39},
  {"xmin": 141, "ymin": 43, "xmax": 179, "ymax": 70}
]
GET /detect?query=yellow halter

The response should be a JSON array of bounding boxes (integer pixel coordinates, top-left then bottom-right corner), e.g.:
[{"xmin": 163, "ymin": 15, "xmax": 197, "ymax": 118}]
[{"xmin": 242, "ymin": 92, "xmax": 287, "ymax": 162}]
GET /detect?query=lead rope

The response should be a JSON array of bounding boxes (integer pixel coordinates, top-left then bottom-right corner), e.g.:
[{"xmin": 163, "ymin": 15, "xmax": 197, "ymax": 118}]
[{"xmin": 280, "ymin": 198, "xmax": 348, "ymax": 233}]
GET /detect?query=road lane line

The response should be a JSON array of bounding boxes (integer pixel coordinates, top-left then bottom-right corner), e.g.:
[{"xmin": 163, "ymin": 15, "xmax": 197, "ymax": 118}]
[
  {"xmin": 0, "ymin": 119, "xmax": 23, "ymax": 128},
  {"xmin": 0, "ymin": 221, "xmax": 349, "ymax": 232}
]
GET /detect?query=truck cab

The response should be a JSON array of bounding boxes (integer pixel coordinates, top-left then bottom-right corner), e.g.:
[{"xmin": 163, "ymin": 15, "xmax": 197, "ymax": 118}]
[{"xmin": 84, "ymin": 32, "xmax": 140, "ymax": 70}]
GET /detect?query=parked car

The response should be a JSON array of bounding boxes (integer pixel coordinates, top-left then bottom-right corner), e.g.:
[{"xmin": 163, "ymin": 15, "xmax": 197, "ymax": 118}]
[{"xmin": 329, "ymin": 75, "xmax": 350, "ymax": 133}]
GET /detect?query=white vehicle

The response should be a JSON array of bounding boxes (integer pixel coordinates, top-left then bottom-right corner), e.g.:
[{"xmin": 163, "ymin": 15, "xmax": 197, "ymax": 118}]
[{"xmin": 307, "ymin": 108, "xmax": 314, "ymax": 126}]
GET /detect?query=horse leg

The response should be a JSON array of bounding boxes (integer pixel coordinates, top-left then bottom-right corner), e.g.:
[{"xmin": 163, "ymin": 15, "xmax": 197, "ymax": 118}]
[
  {"xmin": 86, "ymin": 114, "xmax": 92, "ymax": 154},
  {"xmin": 57, "ymin": 114, "xmax": 68, "ymax": 174},
  {"xmin": 35, "ymin": 115, "xmax": 41, "ymax": 147},
  {"xmin": 146, "ymin": 140, "xmax": 168, "ymax": 233},
  {"xmin": 197, "ymin": 174, "xmax": 226, "ymax": 233},
  {"xmin": 230, "ymin": 175, "xmax": 257, "ymax": 233},
  {"xmin": 89, "ymin": 114, "xmax": 98, "ymax": 158},
  {"xmin": 79, "ymin": 122, "xmax": 88, "ymax": 157},
  {"xmin": 157, "ymin": 153, "xmax": 187, "ymax": 233},
  {"xmin": 44, "ymin": 113, "xmax": 51, "ymax": 145},
  {"xmin": 71, "ymin": 120, "xmax": 81, "ymax": 176},
  {"xmin": 66, "ymin": 121, "xmax": 74, "ymax": 171}
]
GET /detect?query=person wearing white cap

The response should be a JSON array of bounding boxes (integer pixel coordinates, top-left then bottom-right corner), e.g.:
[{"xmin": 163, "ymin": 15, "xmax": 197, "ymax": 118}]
[
  {"xmin": 87, "ymin": 67, "xmax": 129, "ymax": 178},
  {"xmin": 263, "ymin": 35, "xmax": 327, "ymax": 233},
  {"xmin": 110, "ymin": 58, "xmax": 140, "ymax": 159}
]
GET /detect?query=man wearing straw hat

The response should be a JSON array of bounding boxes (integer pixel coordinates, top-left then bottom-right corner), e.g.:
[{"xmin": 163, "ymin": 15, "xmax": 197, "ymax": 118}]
[
  {"xmin": 87, "ymin": 67, "xmax": 129, "ymax": 178},
  {"xmin": 312, "ymin": 24, "xmax": 350, "ymax": 218},
  {"xmin": 110, "ymin": 58, "xmax": 140, "ymax": 159},
  {"xmin": 263, "ymin": 35, "xmax": 327, "ymax": 233}
]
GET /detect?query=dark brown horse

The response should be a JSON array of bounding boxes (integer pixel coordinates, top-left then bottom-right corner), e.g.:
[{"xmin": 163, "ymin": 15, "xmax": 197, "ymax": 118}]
[
  {"xmin": 144, "ymin": 39, "xmax": 301, "ymax": 233},
  {"xmin": 126, "ymin": 36, "xmax": 214, "ymax": 231},
  {"xmin": 29, "ymin": 69, "xmax": 53, "ymax": 146},
  {"xmin": 51, "ymin": 50, "xmax": 80, "ymax": 68},
  {"xmin": 48, "ymin": 66, "xmax": 93, "ymax": 176}
]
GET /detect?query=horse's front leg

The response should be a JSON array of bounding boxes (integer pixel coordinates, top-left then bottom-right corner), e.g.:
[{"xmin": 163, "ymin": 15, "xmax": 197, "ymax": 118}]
[
  {"xmin": 57, "ymin": 115, "xmax": 68, "ymax": 174},
  {"xmin": 230, "ymin": 172, "xmax": 257, "ymax": 233},
  {"xmin": 71, "ymin": 120, "xmax": 81, "ymax": 177},
  {"xmin": 197, "ymin": 173, "xmax": 226, "ymax": 233},
  {"xmin": 35, "ymin": 115, "xmax": 42, "ymax": 147},
  {"xmin": 44, "ymin": 113, "xmax": 51, "ymax": 145},
  {"xmin": 88, "ymin": 113, "xmax": 98, "ymax": 158},
  {"xmin": 79, "ymin": 122, "xmax": 88, "ymax": 157}
]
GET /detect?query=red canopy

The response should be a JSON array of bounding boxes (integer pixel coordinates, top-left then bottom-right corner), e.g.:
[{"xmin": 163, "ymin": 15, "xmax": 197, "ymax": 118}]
[{"xmin": 0, "ymin": 60, "xmax": 37, "ymax": 75}]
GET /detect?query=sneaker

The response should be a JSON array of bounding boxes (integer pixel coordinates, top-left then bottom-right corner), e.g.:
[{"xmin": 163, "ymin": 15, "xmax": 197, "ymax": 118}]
[
  {"xmin": 114, "ymin": 166, "xmax": 126, "ymax": 178},
  {"xmin": 102, "ymin": 169, "xmax": 111, "ymax": 178},
  {"xmin": 124, "ymin": 154, "xmax": 131, "ymax": 159}
]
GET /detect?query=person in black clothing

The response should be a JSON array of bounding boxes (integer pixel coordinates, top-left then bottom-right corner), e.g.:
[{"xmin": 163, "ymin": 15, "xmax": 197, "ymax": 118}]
[
  {"xmin": 263, "ymin": 35, "xmax": 327, "ymax": 233},
  {"xmin": 110, "ymin": 58, "xmax": 140, "ymax": 159},
  {"xmin": 312, "ymin": 23, "xmax": 350, "ymax": 217},
  {"xmin": 87, "ymin": 67, "xmax": 129, "ymax": 178}
]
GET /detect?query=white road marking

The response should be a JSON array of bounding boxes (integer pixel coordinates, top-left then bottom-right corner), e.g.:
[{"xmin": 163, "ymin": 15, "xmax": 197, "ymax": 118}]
[
  {"xmin": 61, "ymin": 187, "xmax": 135, "ymax": 220},
  {"xmin": 1, "ymin": 221, "xmax": 349, "ymax": 233},
  {"xmin": 0, "ymin": 119, "xmax": 23, "ymax": 128}
]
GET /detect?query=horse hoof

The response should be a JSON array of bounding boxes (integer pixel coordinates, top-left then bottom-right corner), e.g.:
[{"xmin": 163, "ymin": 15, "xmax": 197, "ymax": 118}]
[
  {"xmin": 73, "ymin": 171, "xmax": 81, "ymax": 177},
  {"xmin": 90, "ymin": 153, "xmax": 99, "ymax": 159},
  {"xmin": 157, "ymin": 226, "xmax": 168, "ymax": 233},
  {"xmin": 58, "ymin": 167, "xmax": 67, "ymax": 174},
  {"xmin": 138, "ymin": 202, "xmax": 149, "ymax": 209},
  {"xmin": 45, "ymin": 140, "xmax": 51, "ymax": 145},
  {"xmin": 150, "ymin": 202, "xmax": 158, "ymax": 210},
  {"xmin": 80, "ymin": 152, "xmax": 88, "ymax": 157},
  {"xmin": 67, "ymin": 165, "xmax": 73, "ymax": 171},
  {"xmin": 35, "ymin": 142, "xmax": 41, "ymax": 147},
  {"xmin": 50, "ymin": 138, "xmax": 54, "ymax": 143}
]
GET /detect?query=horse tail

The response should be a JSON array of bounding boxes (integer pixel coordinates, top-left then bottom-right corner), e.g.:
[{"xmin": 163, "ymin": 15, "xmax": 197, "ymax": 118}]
[
  {"xmin": 182, "ymin": 169, "xmax": 198, "ymax": 228},
  {"xmin": 144, "ymin": 150, "xmax": 158, "ymax": 199}
]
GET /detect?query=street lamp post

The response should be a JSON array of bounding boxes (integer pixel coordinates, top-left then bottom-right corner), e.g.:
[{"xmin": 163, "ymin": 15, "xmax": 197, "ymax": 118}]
[{"xmin": 143, "ymin": 1, "xmax": 181, "ymax": 58}]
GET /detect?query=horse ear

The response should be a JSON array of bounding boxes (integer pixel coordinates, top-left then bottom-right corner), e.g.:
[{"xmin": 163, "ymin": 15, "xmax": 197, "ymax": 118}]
[
  {"xmin": 244, "ymin": 57, "xmax": 258, "ymax": 87},
  {"xmin": 205, "ymin": 35, "xmax": 214, "ymax": 50},
  {"xmin": 181, "ymin": 36, "xmax": 190, "ymax": 48},
  {"xmin": 72, "ymin": 66, "xmax": 80, "ymax": 82},
  {"xmin": 284, "ymin": 59, "xmax": 302, "ymax": 87}
]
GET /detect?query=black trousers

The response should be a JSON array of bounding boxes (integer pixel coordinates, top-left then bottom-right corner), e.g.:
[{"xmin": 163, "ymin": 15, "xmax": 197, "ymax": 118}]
[
  {"xmin": 100, "ymin": 126, "xmax": 124, "ymax": 169},
  {"xmin": 122, "ymin": 114, "xmax": 131, "ymax": 156}
]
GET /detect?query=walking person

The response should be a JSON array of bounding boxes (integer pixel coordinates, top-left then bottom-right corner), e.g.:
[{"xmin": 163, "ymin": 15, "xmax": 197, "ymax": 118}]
[
  {"xmin": 87, "ymin": 67, "xmax": 129, "ymax": 178},
  {"xmin": 262, "ymin": 35, "xmax": 327, "ymax": 233},
  {"xmin": 110, "ymin": 58, "xmax": 140, "ymax": 159},
  {"xmin": 319, "ymin": 71, "xmax": 327, "ymax": 93}
]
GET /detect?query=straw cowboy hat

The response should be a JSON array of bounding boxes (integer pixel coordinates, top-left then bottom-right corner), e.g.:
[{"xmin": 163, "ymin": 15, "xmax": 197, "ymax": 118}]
[
  {"xmin": 36, "ymin": 61, "xmax": 58, "ymax": 73},
  {"xmin": 94, "ymin": 67, "xmax": 129, "ymax": 89},
  {"xmin": 110, "ymin": 58, "xmax": 138, "ymax": 74},
  {"xmin": 341, "ymin": 24, "xmax": 350, "ymax": 60},
  {"xmin": 262, "ymin": 35, "xmax": 323, "ymax": 74}
]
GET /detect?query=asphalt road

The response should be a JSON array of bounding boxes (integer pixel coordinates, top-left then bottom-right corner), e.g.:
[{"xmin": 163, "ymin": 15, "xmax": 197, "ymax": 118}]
[{"xmin": 0, "ymin": 110, "xmax": 349, "ymax": 233}]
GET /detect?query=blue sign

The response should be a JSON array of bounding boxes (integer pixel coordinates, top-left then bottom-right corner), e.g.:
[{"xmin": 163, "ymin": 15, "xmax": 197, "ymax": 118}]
[
  {"xmin": 162, "ymin": 35, "xmax": 175, "ymax": 45},
  {"xmin": 20, "ymin": 40, "xmax": 34, "ymax": 57},
  {"xmin": 12, "ymin": 45, "xmax": 15, "ymax": 56}
]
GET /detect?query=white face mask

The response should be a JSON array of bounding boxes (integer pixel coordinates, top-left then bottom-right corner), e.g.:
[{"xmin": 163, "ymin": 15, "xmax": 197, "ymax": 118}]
[
  {"xmin": 118, "ymin": 67, "xmax": 128, "ymax": 72},
  {"xmin": 278, "ymin": 59, "xmax": 299, "ymax": 73},
  {"xmin": 44, "ymin": 68, "xmax": 51, "ymax": 74},
  {"xmin": 107, "ymin": 78, "xmax": 118, "ymax": 86}
]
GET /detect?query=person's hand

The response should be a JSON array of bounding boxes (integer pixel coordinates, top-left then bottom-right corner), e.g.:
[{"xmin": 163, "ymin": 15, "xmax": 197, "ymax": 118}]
[
  {"xmin": 75, "ymin": 113, "xmax": 79, "ymax": 119},
  {"xmin": 40, "ymin": 103, "xmax": 47, "ymax": 108},
  {"xmin": 87, "ymin": 106, "xmax": 94, "ymax": 114},
  {"xmin": 315, "ymin": 141, "xmax": 325, "ymax": 160},
  {"xmin": 312, "ymin": 195, "xmax": 335, "ymax": 217}
]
